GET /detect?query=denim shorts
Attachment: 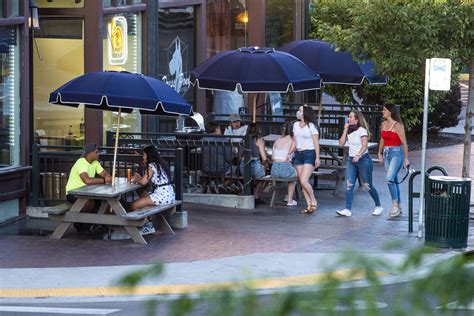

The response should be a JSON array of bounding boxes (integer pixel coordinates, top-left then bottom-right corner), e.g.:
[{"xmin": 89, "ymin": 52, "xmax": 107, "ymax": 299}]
[
  {"xmin": 271, "ymin": 162, "xmax": 297, "ymax": 179},
  {"xmin": 240, "ymin": 160, "xmax": 266, "ymax": 179},
  {"xmin": 293, "ymin": 150, "xmax": 316, "ymax": 166}
]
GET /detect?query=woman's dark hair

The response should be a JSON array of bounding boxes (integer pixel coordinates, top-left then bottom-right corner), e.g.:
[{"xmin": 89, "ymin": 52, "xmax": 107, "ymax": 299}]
[
  {"xmin": 205, "ymin": 121, "xmax": 220, "ymax": 134},
  {"xmin": 302, "ymin": 104, "xmax": 319, "ymax": 132},
  {"xmin": 384, "ymin": 103, "xmax": 403, "ymax": 124},
  {"xmin": 282, "ymin": 121, "xmax": 294, "ymax": 137},
  {"xmin": 246, "ymin": 122, "xmax": 261, "ymax": 140},
  {"xmin": 143, "ymin": 145, "xmax": 171, "ymax": 181}
]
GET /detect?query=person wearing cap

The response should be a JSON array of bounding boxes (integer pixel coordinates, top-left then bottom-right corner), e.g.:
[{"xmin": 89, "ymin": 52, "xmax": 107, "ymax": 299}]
[
  {"xmin": 224, "ymin": 113, "xmax": 248, "ymax": 141},
  {"xmin": 65, "ymin": 143, "xmax": 112, "ymax": 203}
]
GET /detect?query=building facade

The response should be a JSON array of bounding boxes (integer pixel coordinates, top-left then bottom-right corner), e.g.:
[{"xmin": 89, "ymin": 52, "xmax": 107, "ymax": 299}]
[{"xmin": 0, "ymin": 0, "xmax": 311, "ymax": 221}]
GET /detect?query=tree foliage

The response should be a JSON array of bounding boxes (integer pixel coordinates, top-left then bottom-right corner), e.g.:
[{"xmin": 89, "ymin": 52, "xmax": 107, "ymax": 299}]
[{"xmin": 309, "ymin": 0, "xmax": 473, "ymax": 131}]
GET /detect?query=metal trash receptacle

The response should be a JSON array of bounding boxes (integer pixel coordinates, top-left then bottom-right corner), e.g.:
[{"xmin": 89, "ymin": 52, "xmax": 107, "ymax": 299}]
[
  {"xmin": 40, "ymin": 172, "xmax": 67, "ymax": 201},
  {"xmin": 425, "ymin": 176, "xmax": 471, "ymax": 248}
]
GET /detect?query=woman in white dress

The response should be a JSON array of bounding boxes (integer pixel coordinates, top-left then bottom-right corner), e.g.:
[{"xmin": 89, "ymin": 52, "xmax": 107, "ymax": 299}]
[{"xmin": 131, "ymin": 145, "xmax": 175, "ymax": 211}]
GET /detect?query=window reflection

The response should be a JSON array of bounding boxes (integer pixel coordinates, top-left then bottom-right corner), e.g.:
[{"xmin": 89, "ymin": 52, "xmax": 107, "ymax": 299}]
[
  {"xmin": 206, "ymin": 0, "xmax": 248, "ymax": 58},
  {"xmin": 0, "ymin": 27, "xmax": 20, "ymax": 167}
]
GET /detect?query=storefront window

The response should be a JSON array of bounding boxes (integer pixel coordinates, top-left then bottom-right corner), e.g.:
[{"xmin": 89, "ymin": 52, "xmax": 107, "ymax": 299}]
[
  {"xmin": 265, "ymin": 0, "xmax": 294, "ymax": 48},
  {"xmin": 206, "ymin": 0, "xmax": 248, "ymax": 57},
  {"xmin": 33, "ymin": 18, "xmax": 84, "ymax": 147},
  {"xmin": 103, "ymin": 0, "xmax": 143, "ymax": 7},
  {"xmin": 102, "ymin": 13, "xmax": 142, "ymax": 139},
  {"xmin": 158, "ymin": 6, "xmax": 194, "ymax": 100},
  {"xmin": 0, "ymin": 26, "xmax": 20, "ymax": 168},
  {"xmin": 8, "ymin": 1, "xmax": 20, "ymax": 16},
  {"xmin": 37, "ymin": 0, "xmax": 84, "ymax": 8}
]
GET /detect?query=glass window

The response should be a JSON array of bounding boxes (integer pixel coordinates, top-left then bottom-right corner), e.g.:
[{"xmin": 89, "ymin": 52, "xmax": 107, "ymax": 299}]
[
  {"xmin": 206, "ymin": 0, "xmax": 248, "ymax": 57},
  {"xmin": 0, "ymin": 26, "xmax": 20, "ymax": 168},
  {"xmin": 37, "ymin": 0, "xmax": 84, "ymax": 8},
  {"xmin": 265, "ymin": 0, "xmax": 294, "ymax": 48},
  {"xmin": 102, "ymin": 13, "xmax": 142, "ymax": 139},
  {"xmin": 158, "ymin": 6, "xmax": 194, "ymax": 101},
  {"xmin": 33, "ymin": 18, "xmax": 84, "ymax": 147},
  {"xmin": 9, "ymin": 1, "xmax": 20, "ymax": 17}
]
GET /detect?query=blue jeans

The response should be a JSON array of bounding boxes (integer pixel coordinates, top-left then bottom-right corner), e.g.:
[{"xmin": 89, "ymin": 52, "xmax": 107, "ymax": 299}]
[
  {"xmin": 345, "ymin": 153, "xmax": 381, "ymax": 210},
  {"xmin": 383, "ymin": 145, "xmax": 404, "ymax": 204},
  {"xmin": 271, "ymin": 162, "xmax": 297, "ymax": 179}
]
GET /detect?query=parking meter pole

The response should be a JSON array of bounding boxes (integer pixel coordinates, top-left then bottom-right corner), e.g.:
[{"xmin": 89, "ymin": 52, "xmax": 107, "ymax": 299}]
[{"xmin": 418, "ymin": 59, "xmax": 430, "ymax": 238}]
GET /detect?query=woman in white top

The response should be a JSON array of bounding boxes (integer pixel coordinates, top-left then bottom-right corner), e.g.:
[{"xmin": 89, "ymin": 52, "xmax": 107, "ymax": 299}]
[
  {"xmin": 289, "ymin": 105, "xmax": 320, "ymax": 214},
  {"xmin": 336, "ymin": 111, "xmax": 382, "ymax": 217},
  {"xmin": 271, "ymin": 122, "xmax": 298, "ymax": 206}
]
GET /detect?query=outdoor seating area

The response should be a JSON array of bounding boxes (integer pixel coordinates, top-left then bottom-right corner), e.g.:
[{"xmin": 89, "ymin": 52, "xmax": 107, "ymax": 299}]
[{"xmin": 31, "ymin": 145, "xmax": 185, "ymax": 244}]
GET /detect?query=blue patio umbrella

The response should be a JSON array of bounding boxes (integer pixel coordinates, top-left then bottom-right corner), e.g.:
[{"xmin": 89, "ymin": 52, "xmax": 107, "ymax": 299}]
[
  {"xmin": 49, "ymin": 71, "xmax": 193, "ymax": 184},
  {"xmin": 191, "ymin": 47, "xmax": 321, "ymax": 121},
  {"xmin": 49, "ymin": 71, "xmax": 193, "ymax": 116},
  {"xmin": 280, "ymin": 40, "xmax": 387, "ymax": 119},
  {"xmin": 279, "ymin": 40, "xmax": 387, "ymax": 85}
]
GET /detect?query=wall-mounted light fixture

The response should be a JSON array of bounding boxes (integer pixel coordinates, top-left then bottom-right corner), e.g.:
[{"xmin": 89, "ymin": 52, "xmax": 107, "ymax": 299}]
[{"xmin": 29, "ymin": 0, "xmax": 40, "ymax": 30}]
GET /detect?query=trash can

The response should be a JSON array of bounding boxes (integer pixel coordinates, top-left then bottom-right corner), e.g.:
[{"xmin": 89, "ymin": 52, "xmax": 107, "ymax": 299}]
[
  {"xmin": 40, "ymin": 172, "xmax": 67, "ymax": 202},
  {"xmin": 425, "ymin": 176, "xmax": 471, "ymax": 248}
]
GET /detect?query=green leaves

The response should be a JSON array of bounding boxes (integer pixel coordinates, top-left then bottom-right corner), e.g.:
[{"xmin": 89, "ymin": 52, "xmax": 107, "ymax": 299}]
[{"xmin": 309, "ymin": 0, "xmax": 473, "ymax": 131}]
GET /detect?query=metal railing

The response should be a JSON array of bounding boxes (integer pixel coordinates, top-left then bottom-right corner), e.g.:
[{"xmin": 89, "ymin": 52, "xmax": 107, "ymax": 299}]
[
  {"xmin": 31, "ymin": 144, "xmax": 184, "ymax": 210},
  {"xmin": 106, "ymin": 131, "xmax": 254, "ymax": 196}
]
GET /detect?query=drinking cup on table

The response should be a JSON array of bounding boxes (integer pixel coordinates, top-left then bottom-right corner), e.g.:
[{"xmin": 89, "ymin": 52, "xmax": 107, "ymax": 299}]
[{"xmin": 127, "ymin": 168, "xmax": 132, "ymax": 182}]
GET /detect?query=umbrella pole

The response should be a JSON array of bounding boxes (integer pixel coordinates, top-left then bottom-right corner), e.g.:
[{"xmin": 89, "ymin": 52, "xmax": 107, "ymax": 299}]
[
  {"xmin": 318, "ymin": 87, "xmax": 324, "ymax": 122},
  {"xmin": 111, "ymin": 107, "xmax": 121, "ymax": 186},
  {"xmin": 252, "ymin": 96, "xmax": 257, "ymax": 123}
]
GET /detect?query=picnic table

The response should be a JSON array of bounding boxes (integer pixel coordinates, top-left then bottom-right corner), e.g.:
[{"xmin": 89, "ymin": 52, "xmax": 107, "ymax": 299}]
[
  {"xmin": 48, "ymin": 178, "xmax": 155, "ymax": 244},
  {"xmin": 263, "ymin": 134, "xmax": 377, "ymax": 194}
]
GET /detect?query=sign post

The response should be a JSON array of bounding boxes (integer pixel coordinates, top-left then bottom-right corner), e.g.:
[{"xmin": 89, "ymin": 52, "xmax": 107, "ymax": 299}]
[{"xmin": 418, "ymin": 58, "xmax": 452, "ymax": 238}]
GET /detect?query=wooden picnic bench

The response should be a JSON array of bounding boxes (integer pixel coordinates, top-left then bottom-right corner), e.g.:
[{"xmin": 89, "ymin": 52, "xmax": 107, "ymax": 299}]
[
  {"xmin": 256, "ymin": 175, "xmax": 300, "ymax": 207},
  {"xmin": 43, "ymin": 178, "xmax": 180, "ymax": 244}
]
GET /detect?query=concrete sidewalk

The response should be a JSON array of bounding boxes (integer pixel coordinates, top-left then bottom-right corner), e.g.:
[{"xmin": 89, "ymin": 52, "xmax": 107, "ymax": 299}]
[{"xmin": 0, "ymin": 144, "xmax": 472, "ymax": 301}]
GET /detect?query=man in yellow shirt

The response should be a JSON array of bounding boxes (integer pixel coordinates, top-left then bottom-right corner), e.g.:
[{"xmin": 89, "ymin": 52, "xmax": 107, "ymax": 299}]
[{"xmin": 66, "ymin": 143, "xmax": 112, "ymax": 203}]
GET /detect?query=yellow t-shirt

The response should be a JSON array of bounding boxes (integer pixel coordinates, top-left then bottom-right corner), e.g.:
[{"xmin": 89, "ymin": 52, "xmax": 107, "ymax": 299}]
[{"xmin": 65, "ymin": 157, "xmax": 104, "ymax": 194}]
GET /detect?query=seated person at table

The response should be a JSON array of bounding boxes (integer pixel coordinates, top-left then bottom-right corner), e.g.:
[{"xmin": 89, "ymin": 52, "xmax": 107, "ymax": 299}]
[
  {"xmin": 65, "ymin": 143, "xmax": 112, "ymax": 204},
  {"xmin": 130, "ymin": 145, "xmax": 175, "ymax": 212},
  {"xmin": 239, "ymin": 123, "xmax": 268, "ymax": 202},
  {"xmin": 224, "ymin": 113, "xmax": 248, "ymax": 141},
  {"xmin": 271, "ymin": 122, "xmax": 298, "ymax": 206}
]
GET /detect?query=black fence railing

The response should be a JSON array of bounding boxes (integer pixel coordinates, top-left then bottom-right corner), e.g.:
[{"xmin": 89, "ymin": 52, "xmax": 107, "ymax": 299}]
[
  {"xmin": 31, "ymin": 144, "xmax": 184, "ymax": 210},
  {"xmin": 106, "ymin": 132, "xmax": 254, "ymax": 196},
  {"xmin": 206, "ymin": 113, "xmax": 345, "ymax": 141}
]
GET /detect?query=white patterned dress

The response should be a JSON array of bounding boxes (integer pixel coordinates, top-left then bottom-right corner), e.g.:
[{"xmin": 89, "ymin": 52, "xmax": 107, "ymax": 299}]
[{"xmin": 148, "ymin": 163, "xmax": 175, "ymax": 205}]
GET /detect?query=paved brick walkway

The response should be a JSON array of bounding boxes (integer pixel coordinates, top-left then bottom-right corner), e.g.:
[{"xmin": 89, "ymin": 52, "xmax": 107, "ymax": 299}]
[{"xmin": 0, "ymin": 144, "xmax": 472, "ymax": 269}]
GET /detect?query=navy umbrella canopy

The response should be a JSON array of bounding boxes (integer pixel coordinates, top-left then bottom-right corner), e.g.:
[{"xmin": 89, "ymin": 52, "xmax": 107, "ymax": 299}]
[
  {"xmin": 49, "ymin": 71, "xmax": 193, "ymax": 184},
  {"xmin": 279, "ymin": 40, "xmax": 387, "ymax": 85},
  {"xmin": 49, "ymin": 71, "xmax": 193, "ymax": 116},
  {"xmin": 191, "ymin": 47, "xmax": 322, "ymax": 93}
]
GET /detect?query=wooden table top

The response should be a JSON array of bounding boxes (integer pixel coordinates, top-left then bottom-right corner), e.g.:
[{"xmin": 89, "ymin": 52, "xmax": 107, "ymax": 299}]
[{"xmin": 69, "ymin": 177, "xmax": 143, "ymax": 199}]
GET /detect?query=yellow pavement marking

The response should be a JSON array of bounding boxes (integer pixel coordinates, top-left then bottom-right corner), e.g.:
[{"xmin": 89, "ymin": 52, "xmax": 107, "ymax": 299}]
[{"xmin": 0, "ymin": 269, "xmax": 386, "ymax": 298}]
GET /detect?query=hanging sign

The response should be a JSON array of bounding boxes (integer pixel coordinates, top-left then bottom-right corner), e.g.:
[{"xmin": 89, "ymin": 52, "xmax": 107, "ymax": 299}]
[
  {"xmin": 107, "ymin": 16, "xmax": 128, "ymax": 65},
  {"xmin": 429, "ymin": 58, "xmax": 451, "ymax": 91}
]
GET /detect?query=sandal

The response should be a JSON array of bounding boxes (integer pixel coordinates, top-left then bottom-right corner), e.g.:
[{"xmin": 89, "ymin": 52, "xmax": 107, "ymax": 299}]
[{"xmin": 299, "ymin": 203, "xmax": 319, "ymax": 214}]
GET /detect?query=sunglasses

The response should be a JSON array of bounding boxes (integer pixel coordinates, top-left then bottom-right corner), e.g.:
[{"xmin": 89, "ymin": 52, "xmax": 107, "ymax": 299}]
[{"xmin": 389, "ymin": 164, "xmax": 414, "ymax": 184}]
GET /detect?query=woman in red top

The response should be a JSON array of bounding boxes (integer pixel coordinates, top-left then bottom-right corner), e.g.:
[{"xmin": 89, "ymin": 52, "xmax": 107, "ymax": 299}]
[{"xmin": 378, "ymin": 104, "xmax": 410, "ymax": 218}]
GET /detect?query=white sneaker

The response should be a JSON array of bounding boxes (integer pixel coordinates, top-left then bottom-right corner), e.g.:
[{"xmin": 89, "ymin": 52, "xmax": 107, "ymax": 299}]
[
  {"xmin": 372, "ymin": 206, "xmax": 384, "ymax": 216},
  {"xmin": 389, "ymin": 207, "xmax": 402, "ymax": 218},
  {"xmin": 286, "ymin": 200, "xmax": 297, "ymax": 206},
  {"xmin": 139, "ymin": 222, "xmax": 156, "ymax": 235},
  {"xmin": 336, "ymin": 209, "xmax": 352, "ymax": 217},
  {"xmin": 283, "ymin": 195, "xmax": 289, "ymax": 202}
]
